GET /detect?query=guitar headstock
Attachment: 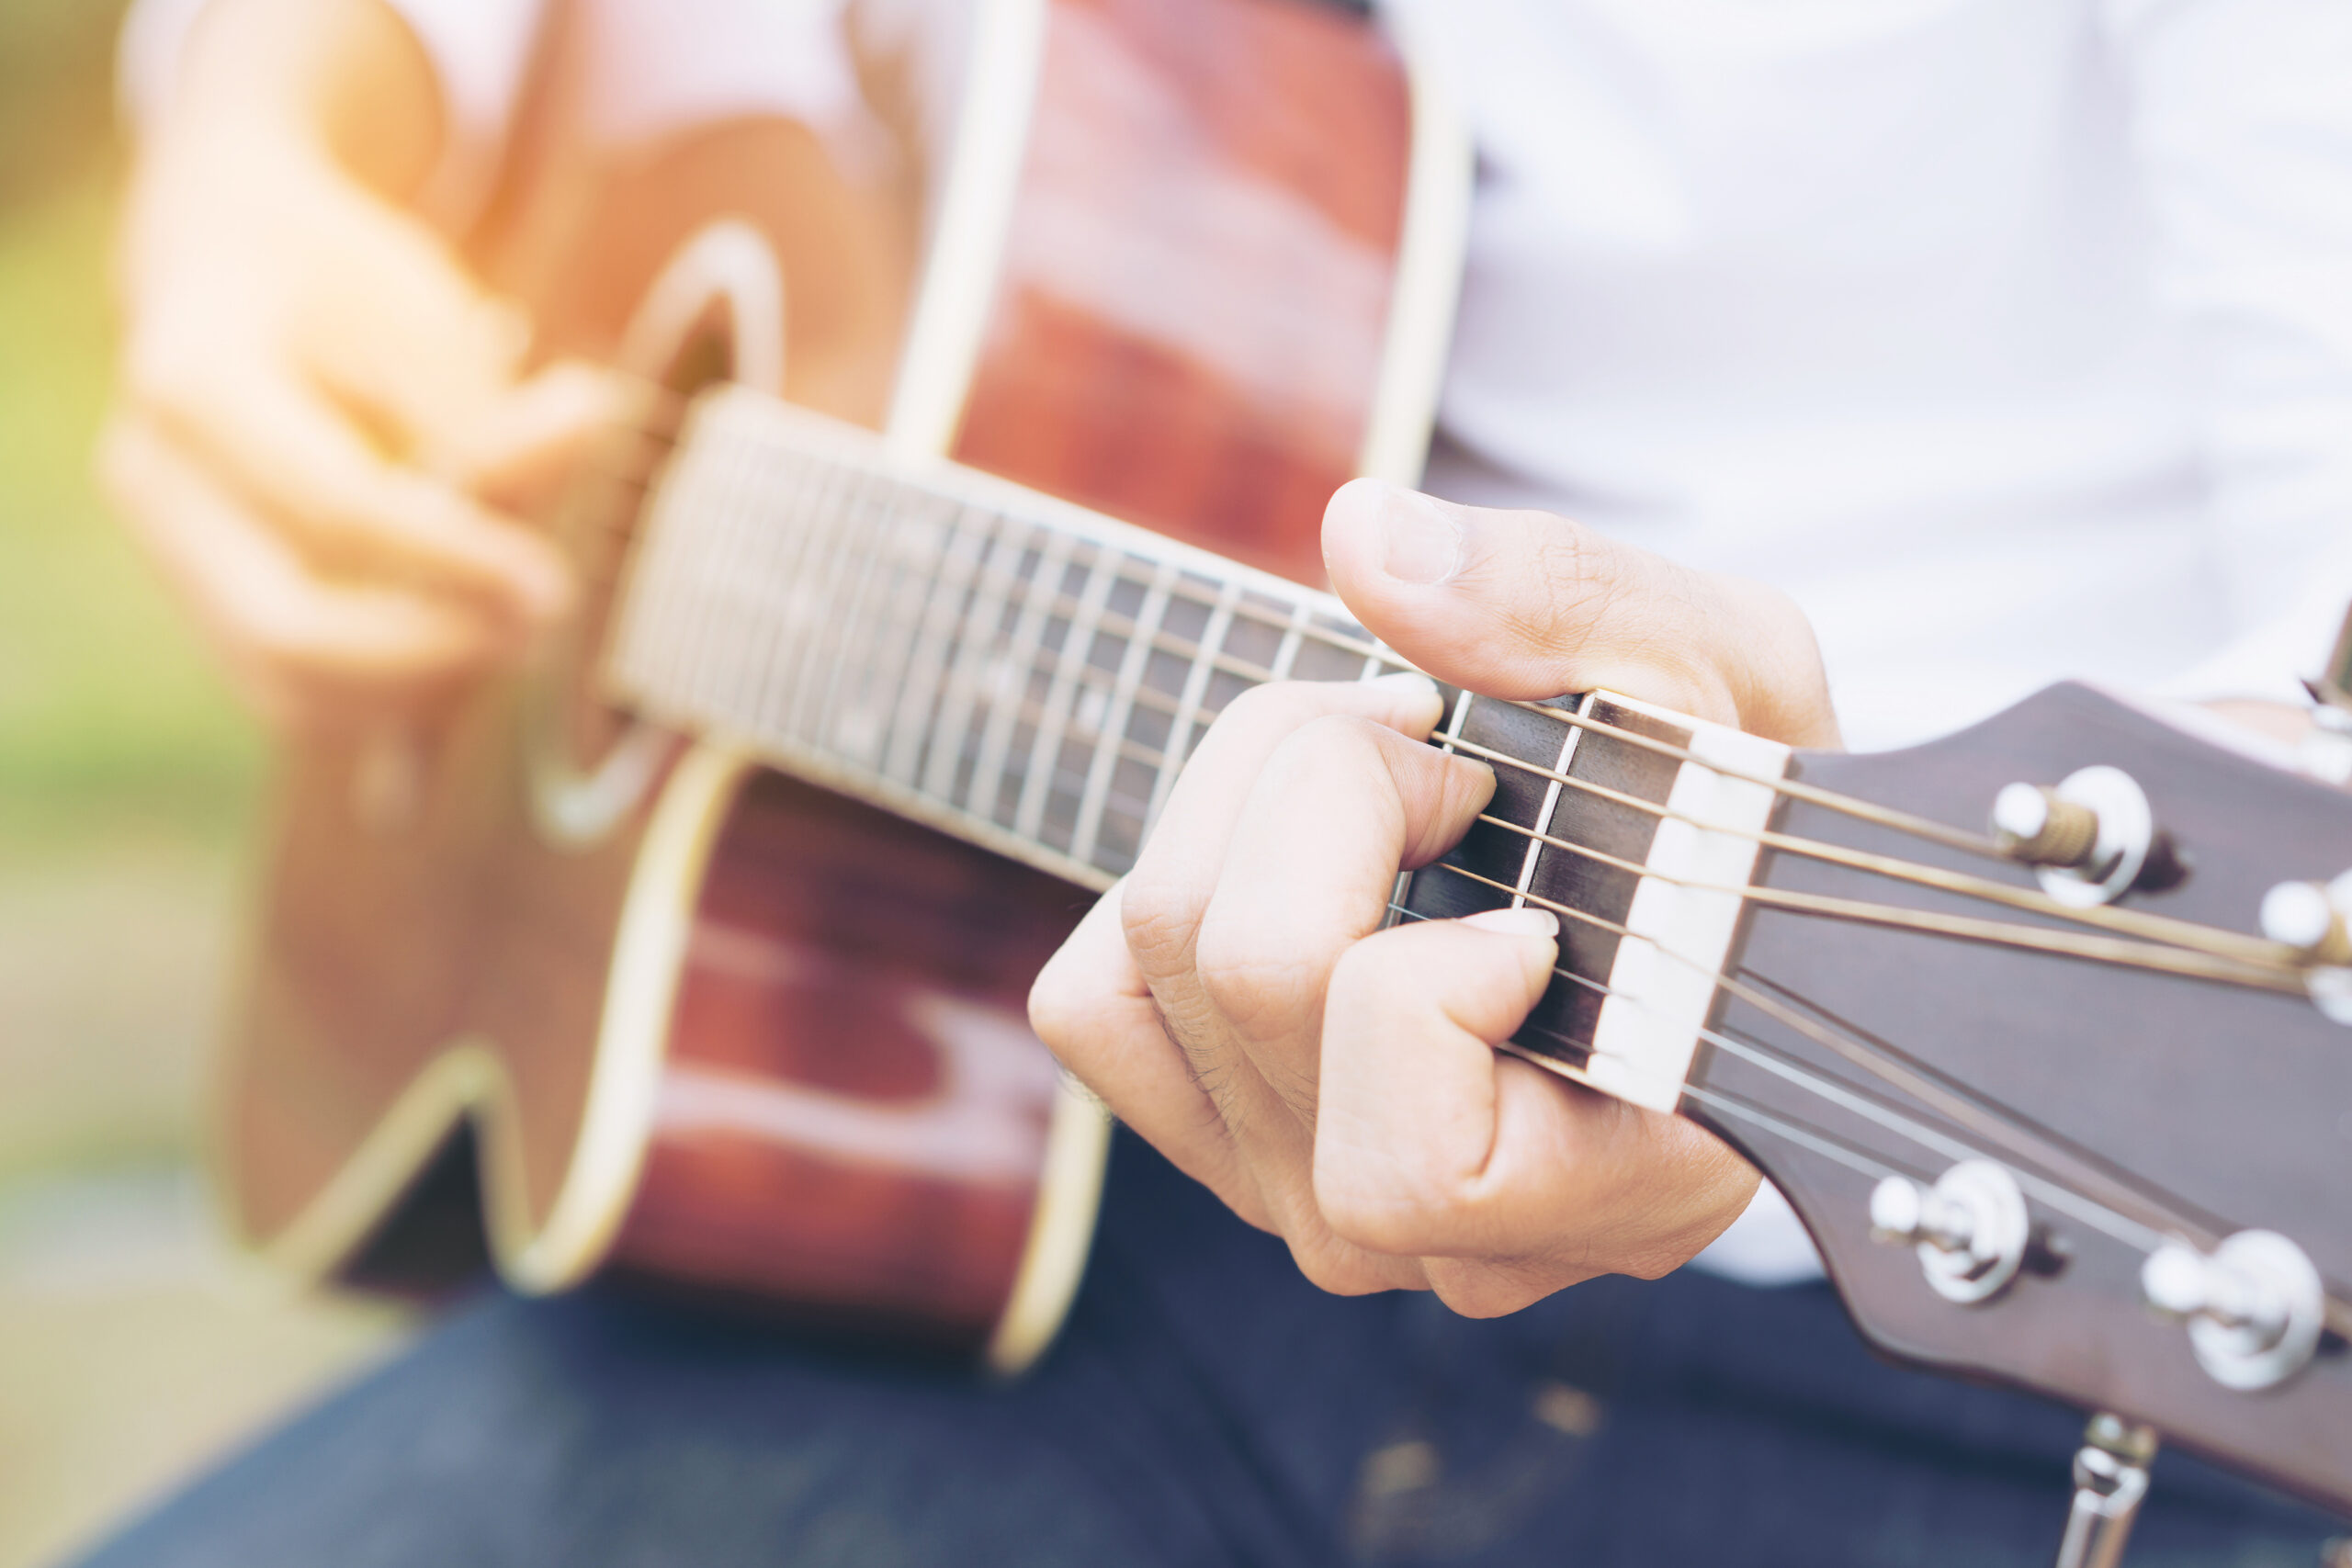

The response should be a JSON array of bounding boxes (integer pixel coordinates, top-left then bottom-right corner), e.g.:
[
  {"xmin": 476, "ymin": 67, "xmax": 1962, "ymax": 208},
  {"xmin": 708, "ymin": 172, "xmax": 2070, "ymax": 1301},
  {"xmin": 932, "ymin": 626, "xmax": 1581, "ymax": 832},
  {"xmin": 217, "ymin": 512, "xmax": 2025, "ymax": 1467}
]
[{"xmin": 1704, "ymin": 682, "xmax": 2352, "ymax": 1516}]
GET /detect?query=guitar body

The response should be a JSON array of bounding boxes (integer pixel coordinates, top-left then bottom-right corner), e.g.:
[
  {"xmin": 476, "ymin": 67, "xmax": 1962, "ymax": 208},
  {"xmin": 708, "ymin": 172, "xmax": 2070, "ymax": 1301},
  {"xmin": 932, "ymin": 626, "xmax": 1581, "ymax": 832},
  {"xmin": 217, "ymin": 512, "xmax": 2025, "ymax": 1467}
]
[{"xmin": 220, "ymin": 0, "xmax": 1458, "ymax": 1368}]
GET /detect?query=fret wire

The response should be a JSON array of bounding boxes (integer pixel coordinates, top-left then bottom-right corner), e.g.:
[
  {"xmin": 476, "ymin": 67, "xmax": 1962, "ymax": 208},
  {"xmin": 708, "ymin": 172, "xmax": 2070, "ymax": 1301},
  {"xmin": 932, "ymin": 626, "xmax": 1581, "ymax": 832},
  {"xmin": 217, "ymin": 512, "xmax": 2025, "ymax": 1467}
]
[
  {"xmin": 784, "ymin": 458, "xmax": 895, "ymax": 744},
  {"xmin": 1145, "ymin": 578, "xmax": 1247, "ymax": 832},
  {"xmin": 943, "ymin": 555, "xmax": 1339, "ymax": 690},
  {"xmin": 1267, "ymin": 597, "xmax": 1314, "ymax": 681},
  {"xmin": 942, "ymin": 667, "xmax": 1206, "ymax": 778},
  {"xmin": 741, "ymin": 439, "xmax": 855, "ymax": 750},
  {"xmin": 883, "ymin": 500, "xmax": 997, "ymax": 786},
  {"xmin": 1512, "ymin": 692, "xmax": 1588, "ymax": 910},
  {"xmin": 1395, "ymin": 688, "xmax": 1479, "ymax": 937},
  {"xmin": 1070, "ymin": 558, "xmax": 1182, "ymax": 870},
  {"xmin": 833, "ymin": 487, "xmax": 958, "ymax": 768},
  {"xmin": 683, "ymin": 408, "xmax": 786, "ymax": 726},
  {"xmin": 1012, "ymin": 539, "xmax": 1125, "ymax": 846},
  {"xmin": 967, "ymin": 528, "xmax": 1080, "ymax": 825},
  {"xmin": 663, "ymin": 416, "xmax": 775, "ymax": 723},
  {"xmin": 695, "ymin": 429, "xmax": 806, "ymax": 740},
  {"xmin": 810, "ymin": 471, "xmax": 933, "ymax": 762},
  {"xmin": 921, "ymin": 514, "xmax": 1034, "ymax": 804},
  {"xmin": 798, "ymin": 467, "xmax": 897, "ymax": 749}
]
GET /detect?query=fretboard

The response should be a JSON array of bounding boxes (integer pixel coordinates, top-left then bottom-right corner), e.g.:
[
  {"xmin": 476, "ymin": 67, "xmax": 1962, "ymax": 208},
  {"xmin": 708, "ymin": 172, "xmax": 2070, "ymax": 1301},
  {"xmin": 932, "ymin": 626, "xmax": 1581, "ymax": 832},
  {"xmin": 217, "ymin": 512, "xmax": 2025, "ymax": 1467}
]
[
  {"xmin": 605, "ymin": 386, "xmax": 1791, "ymax": 1113},
  {"xmin": 608, "ymin": 389, "xmax": 1409, "ymax": 888}
]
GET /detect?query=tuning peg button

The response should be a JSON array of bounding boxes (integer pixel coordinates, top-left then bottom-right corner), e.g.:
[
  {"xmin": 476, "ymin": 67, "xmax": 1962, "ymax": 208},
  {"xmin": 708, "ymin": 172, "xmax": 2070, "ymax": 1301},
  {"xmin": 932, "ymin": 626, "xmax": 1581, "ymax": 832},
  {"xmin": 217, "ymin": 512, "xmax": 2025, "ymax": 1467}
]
[
  {"xmin": 1991, "ymin": 784, "xmax": 2099, "ymax": 869},
  {"xmin": 1990, "ymin": 767, "xmax": 2155, "ymax": 908},
  {"xmin": 2258, "ymin": 873, "xmax": 2352, "ymax": 1023},
  {"xmin": 2258, "ymin": 881, "xmax": 2346, "ymax": 959},
  {"xmin": 1869, "ymin": 1161, "xmax": 2030, "ymax": 1305},
  {"xmin": 2140, "ymin": 1232, "xmax": 2324, "ymax": 1392}
]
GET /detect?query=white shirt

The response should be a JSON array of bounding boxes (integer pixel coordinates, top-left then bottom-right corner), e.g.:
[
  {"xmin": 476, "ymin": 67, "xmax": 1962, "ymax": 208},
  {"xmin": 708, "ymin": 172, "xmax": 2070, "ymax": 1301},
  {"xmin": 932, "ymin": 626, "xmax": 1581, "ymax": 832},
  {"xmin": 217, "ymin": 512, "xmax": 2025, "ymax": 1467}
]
[{"xmin": 122, "ymin": 0, "xmax": 2352, "ymax": 1285}]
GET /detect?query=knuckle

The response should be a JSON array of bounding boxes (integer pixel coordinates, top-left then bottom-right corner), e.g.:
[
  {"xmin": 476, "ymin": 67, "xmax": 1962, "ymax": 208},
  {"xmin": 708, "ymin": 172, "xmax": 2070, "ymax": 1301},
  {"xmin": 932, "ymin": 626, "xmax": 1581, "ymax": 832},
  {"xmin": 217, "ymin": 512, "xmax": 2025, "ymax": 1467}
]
[
  {"xmin": 1117, "ymin": 868, "xmax": 1202, "ymax": 977},
  {"xmin": 1023, "ymin": 956, "xmax": 1088, "ymax": 1055},
  {"xmin": 1317, "ymin": 1156, "xmax": 1458, "ymax": 1258},
  {"xmin": 1193, "ymin": 906, "xmax": 1323, "ymax": 1040},
  {"xmin": 1216, "ymin": 680, "xmax": 1323, "ymax": 730},
  {"xmin": 1321, "ymin": 1185, "xmax": 1442, "ymax": 1258},
  {"xmin": 1325, "ymin": 937, "xmax": 1422, "ymax": 1028},
  {"xmin": 1426, "ymin": 1262, "xmax": 1556, "ymax": 1320},
  {"xmin": 1520, "ymin": 521, "xmax": 1611, "ymax": 636},
  {"xmin": 1280, "ymin": 711, "xmax": 1385, "ymax": 771},
  {"xmin": 1286, "ymin": 1231, "xmax": 1387, "ymax": 1298}
]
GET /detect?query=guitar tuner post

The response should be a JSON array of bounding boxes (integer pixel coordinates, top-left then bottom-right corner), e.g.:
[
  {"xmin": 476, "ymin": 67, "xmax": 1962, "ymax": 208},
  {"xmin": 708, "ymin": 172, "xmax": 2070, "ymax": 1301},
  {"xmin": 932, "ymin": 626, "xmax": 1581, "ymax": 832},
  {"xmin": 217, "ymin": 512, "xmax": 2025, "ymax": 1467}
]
[
  {"xmin": 1989, "ymin": 767, "xmax": 2157, "ymax": 908},
  {"xmin": 1868, "ymin": 1160, "xmax": 2030, "ymax": 1305},
  {"xmin": 2140, "ymin": 1231, "xmax": 2324, "ymax": 1392},
  {"xmin": 2259, "ymin": 872, "xmax": 2352, "ymax": 1023}
]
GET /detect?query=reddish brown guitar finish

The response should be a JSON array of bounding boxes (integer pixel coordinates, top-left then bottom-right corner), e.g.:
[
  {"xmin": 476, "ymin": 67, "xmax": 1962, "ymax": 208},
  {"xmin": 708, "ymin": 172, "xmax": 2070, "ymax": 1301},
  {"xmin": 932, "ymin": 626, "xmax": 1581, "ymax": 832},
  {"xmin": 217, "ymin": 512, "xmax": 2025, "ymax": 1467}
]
[{"xmin": 223, "ymin": 0, "xmax": 1430, "ymax": 1364}]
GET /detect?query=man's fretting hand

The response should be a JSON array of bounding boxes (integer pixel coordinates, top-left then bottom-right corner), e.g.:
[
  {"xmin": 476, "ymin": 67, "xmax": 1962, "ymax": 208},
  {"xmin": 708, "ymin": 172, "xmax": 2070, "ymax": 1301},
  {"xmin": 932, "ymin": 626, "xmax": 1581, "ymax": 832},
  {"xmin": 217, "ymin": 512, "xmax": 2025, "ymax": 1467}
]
[
  {"xmin": 1031, "ymin": 479, "xmax": 1840, "ymax": 1317},
  {"xmin": 98, "ymin": 0, "xmax": 630, "ymax": 733}
]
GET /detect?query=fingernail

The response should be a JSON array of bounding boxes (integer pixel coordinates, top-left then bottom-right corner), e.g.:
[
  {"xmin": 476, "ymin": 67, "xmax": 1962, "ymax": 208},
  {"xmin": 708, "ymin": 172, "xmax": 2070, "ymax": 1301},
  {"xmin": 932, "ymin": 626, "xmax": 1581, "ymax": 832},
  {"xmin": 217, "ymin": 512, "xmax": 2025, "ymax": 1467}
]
[
  {"xmin": 1378, "ymin": 485, "xmax": 1465, "ymax": 585},
  {"xmin": 1367, "ymin": 670, "xmax": 1440, "ymax": 697},
  {"xmin": 1462, "ymin": 907, "xmax": 1559, "ymax": 939}
]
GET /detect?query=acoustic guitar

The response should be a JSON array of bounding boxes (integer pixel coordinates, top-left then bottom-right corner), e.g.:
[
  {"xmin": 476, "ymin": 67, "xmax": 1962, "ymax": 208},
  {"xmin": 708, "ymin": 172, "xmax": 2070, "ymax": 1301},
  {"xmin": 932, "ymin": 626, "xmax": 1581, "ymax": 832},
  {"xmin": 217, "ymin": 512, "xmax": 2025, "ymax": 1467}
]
[
  {"xmin": 221, "ymin": 0, "xmax": 2352, "ymax": 1538},
  {"xmin": 221, "ymin": 0, "xmax": 1464, "ymax": 1376}
]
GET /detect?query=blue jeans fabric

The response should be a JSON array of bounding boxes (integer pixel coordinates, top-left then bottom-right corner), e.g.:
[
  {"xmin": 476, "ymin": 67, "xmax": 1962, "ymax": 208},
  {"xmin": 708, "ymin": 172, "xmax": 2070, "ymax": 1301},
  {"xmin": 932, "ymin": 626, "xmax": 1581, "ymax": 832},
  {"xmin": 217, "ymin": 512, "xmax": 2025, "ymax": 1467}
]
[{"xmin": 80, "ymin": 1130, "xmax": 2341, "ymax": 1567}]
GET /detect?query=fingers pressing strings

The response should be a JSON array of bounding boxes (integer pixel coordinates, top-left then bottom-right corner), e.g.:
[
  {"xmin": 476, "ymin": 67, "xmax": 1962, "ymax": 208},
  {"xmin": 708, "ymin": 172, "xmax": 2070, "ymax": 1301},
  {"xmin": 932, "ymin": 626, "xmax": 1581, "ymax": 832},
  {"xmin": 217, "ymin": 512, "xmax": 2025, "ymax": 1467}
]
[{"xmin": 907, "ymin": 547, "xmax": 2287, "ymax": 972}]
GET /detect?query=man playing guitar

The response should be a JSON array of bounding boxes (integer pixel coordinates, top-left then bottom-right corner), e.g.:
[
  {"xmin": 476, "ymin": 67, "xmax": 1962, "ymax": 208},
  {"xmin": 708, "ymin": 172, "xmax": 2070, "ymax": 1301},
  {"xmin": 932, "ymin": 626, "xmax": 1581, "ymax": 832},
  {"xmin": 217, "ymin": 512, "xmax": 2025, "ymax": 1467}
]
[{"xmin": 86, "ymin": 0, "xmax": 2352, "ymax": 1561}]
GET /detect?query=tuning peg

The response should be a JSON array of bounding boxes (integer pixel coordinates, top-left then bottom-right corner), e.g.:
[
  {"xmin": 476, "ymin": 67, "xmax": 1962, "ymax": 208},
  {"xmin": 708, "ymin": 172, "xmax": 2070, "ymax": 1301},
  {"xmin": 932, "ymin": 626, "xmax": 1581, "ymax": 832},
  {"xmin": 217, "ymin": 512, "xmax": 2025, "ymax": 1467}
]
[
  {"xmin": 1990, "ymin": 784, "xmax": 2100, "ymax": 868},
  {"xmin": 2259, "ymin": 880, "xmax": 2352, "ymax": 964},
  {"xmin": 2257, "ymin": 872, "xmax": 2352, "ymax": 1023},
  {"xmin": 1868, "ymin": 1160, "xmax": 2030, "ymax": 1305},
  {"xmin": 2140, "ymin": 1231, "xmax": 2324, "ymax": 1392},
  {"xmin": 1988, "ymin": 767, "xmax": 2155, "ymax": 908}
]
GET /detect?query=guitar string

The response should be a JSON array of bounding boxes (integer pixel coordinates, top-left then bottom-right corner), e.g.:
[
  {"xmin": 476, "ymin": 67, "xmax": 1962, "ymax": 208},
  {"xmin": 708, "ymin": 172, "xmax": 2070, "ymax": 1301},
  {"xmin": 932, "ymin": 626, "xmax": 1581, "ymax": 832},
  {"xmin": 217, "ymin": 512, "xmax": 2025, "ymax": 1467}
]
[
  {"xmin": 1433, "ymin": 734, "xmax": 2294, "ymax": 971},
  {"xmin": 615, "ymin": 410, "xmax": 2312, "ymax": 982},
  {"xmin": 1453, "ymin": 809, "xmax": 2299, "ymax": 991},
  {"xmin": 1408, "ymin": 857, "xmax": 2235, "ymax": 1248},
  {"xmin": 770, "ymin": 506, "xmax": 2301, "ymax": 974},
  {"xmin": 620, "ymin": 416, "xmax": 2149, "ymax": 867},
  {"xmin": 1380, "ymin": 899, "xmax": 2195, "ymax": 1255},
  {"xmin": 804, "ymin": 576, "xmax": 2297, "ymax": 985}
]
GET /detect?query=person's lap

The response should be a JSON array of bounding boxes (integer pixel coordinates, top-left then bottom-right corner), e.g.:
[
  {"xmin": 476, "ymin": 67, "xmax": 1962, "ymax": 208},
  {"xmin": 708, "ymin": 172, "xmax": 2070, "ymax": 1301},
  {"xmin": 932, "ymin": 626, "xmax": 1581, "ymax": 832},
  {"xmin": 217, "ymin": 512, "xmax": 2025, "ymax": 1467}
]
[{"xmin": 77, "ymin": 1133, "xmax": 2340, "ymax": 1568}]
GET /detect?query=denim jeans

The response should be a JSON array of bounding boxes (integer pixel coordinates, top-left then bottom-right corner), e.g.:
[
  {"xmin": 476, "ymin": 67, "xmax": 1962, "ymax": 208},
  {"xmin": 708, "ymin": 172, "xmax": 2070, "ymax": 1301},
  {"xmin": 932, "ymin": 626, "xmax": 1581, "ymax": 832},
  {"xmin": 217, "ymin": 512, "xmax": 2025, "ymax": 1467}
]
[{"xmin": 78, "ymin": 1130, "xmax": 2340, "ymax": 1568}]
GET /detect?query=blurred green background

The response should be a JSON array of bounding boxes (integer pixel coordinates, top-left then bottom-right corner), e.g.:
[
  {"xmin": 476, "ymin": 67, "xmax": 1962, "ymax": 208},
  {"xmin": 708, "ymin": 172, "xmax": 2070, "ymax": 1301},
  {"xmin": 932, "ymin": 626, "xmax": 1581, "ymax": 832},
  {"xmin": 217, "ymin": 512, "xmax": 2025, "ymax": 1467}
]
[
  {"xmin": 0, "ymin": 4, "xmax": 401, "ymax": 1563},
  {"xmin": 0, "ymin": 0, "xmax": 258, "ymax": 864}
]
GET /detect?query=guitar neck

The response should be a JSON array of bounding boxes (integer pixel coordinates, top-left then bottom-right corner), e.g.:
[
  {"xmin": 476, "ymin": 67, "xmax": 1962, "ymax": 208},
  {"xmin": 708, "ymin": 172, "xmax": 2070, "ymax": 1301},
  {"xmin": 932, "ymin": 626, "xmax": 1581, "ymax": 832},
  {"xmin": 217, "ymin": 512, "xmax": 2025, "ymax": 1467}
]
[
  {"xmin": 608, "ymin": 387, "xmax": 1407, "ymax": 889},
  {"xmin": 607, "ymin": 384, "xmax": 1790, "ymax": 1111}
]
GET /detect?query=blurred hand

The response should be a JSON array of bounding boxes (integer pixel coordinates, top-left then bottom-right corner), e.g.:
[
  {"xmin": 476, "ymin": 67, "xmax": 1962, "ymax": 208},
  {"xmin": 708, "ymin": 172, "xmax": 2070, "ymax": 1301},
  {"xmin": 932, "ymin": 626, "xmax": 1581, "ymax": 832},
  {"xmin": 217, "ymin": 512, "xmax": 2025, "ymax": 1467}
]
[
  {"xmin": 1032, "ymin": 479, "xmax": 1840, "ymax": 1317},
  {"xmin": 98, "ymin": 0, "xmax": 629, "ymax": 731}
]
